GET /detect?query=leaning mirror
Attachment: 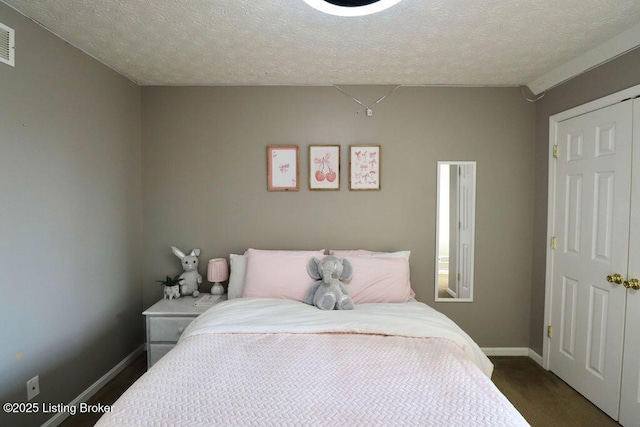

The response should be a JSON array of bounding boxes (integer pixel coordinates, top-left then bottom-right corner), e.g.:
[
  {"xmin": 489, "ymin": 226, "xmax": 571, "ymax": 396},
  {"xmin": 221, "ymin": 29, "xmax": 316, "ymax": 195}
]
[{"xmin": 435, "ymin": 161, "xmax": 476, "ymax": 302}]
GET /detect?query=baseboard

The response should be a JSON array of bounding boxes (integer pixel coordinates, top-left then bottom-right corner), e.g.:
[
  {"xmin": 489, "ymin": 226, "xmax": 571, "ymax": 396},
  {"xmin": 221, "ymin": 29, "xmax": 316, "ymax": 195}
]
[
  {"xmin": 528, "ymin": 349, "xmax": 544, "ymax": 367},
  {"xmin": 482, "ymin": 347, "xmax": 530, "ymax": 356},
  {"xmin": 482, "ymin": 347, "xmax": 547, "ymax": 369},
  {"xmin": 42, "ymin": 344, "xmax": 144, "ymax": 427}
]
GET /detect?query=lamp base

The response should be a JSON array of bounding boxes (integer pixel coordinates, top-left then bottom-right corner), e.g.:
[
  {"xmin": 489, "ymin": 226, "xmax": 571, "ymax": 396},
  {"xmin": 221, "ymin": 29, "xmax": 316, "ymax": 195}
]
[{"xmin": 211, "ymin": 282, "xmax": 224, "ymax": 295}]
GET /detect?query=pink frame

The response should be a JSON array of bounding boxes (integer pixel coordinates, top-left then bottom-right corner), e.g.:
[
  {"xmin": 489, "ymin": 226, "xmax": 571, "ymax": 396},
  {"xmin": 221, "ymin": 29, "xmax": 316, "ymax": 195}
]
[{"xmin": 267, "ymin": 145, "xmax": 299, "ymax": 191}]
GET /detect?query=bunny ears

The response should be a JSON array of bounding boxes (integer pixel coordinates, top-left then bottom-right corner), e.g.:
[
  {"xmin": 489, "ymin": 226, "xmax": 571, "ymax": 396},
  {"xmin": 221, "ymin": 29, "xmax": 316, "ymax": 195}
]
[{"xmin": 171, "ymin": 246, "xmax": 201, "ymax": 259}]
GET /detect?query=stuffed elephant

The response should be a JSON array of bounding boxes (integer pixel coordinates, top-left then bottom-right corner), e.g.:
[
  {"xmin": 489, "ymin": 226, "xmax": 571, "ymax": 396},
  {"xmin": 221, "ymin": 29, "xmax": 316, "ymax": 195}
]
[{"xmin": 305, "ymin": 256, "xmax": 354, "ymax": 310}]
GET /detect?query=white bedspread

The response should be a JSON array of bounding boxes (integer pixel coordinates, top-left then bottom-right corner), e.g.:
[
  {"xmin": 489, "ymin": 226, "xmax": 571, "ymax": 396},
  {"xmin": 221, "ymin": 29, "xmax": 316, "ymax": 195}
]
[
  {"xmin": 182, "ymin": 298, "xmax": 494, "ymax": 376},
  {"xmin": 97, "ymin": 298, "xmax": 529, "ymax": 426}
]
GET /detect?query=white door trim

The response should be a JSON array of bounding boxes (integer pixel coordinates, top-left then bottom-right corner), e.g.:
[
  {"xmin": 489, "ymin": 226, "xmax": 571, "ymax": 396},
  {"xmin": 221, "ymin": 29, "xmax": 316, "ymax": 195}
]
[{"xmin": 543, "ymin": 82, "xmax": 640, "ymax": 370}]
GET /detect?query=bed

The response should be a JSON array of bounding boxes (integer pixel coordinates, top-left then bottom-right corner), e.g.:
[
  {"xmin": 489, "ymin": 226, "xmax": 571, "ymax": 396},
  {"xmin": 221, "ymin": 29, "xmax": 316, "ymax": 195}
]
[{"xmin": 96, "ymin": 297, "xmax": 528, "ymax": 426}]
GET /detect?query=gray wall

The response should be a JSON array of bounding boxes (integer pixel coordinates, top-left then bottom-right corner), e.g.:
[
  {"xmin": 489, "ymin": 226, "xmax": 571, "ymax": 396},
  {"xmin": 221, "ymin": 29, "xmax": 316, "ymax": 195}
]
[
  {"xmin": 142, "ymin": 85, "xmax": 535, "ymax": 347},
  {"xmin": 15, "ymin": 0, "xmax": 640, "ymax": 416},
  {"xmin": 530, "ymin": 47, "xmax": 640, "ymax": 355},
  {"xmin": 0, "ymin": 4, "xmax": 142, "ymax": 426}
]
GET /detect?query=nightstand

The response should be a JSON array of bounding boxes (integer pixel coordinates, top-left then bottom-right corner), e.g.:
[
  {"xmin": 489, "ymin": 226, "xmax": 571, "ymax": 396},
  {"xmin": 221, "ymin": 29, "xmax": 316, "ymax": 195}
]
[{"xmin": 143, "ymin": 294, "xmax": 227, "ymax": 369}]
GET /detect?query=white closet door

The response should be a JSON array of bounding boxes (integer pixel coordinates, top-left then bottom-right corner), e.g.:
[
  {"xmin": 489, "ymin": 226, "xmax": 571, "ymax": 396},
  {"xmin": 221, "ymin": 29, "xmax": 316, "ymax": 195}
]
[
  {"xmin": 456, "ymin": 163, "xmax": 475, "ymax": 299},
  {"xmin": 619, "ymin": 98, "xmax": 640, "ymax": 427},
  {"xmin": 550, "ymin": 100, "xmax": 633, "ymax": 419}
]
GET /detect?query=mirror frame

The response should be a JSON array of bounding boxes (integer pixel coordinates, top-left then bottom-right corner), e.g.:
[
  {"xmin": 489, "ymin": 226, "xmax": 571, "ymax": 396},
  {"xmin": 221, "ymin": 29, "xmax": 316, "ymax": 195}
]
[{"xmin": 434, "ymin": 161, "xmax": 476, "ymax": 302}]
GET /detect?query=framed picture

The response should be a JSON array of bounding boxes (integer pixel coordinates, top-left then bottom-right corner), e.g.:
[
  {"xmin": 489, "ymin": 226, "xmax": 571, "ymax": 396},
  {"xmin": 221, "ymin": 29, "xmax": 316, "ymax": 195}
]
[
  {"xmin": 349, "ymin": 145, "xmax": 381, "ymax": 190},
  {"xmin": 267, "ymin": 145, "xmax": 299, "ymax": 191},
  {"xmin": 309, "ymin": 145, "xmax": 340, "ymax": 190}
]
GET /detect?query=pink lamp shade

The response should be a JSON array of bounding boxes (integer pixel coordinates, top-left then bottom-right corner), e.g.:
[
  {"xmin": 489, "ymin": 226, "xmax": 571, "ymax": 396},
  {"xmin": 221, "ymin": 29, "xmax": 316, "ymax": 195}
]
[
  {"xmin": 207, "ymin": 258, "xmax": 229, "ymax": 283},
  {"xmin": 208, "ymin": 258, "xmax": 228, "ymax": 295}
]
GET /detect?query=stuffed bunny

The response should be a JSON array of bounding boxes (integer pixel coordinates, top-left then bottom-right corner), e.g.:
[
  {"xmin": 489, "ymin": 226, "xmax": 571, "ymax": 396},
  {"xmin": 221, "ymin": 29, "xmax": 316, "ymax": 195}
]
[
  {"xmin": 305, "ymin": 256, "xmax": 354, "ymax": 310},
  {"xmin": 171, "ymin": 246, "xmax": 202, "ymax": 297}
]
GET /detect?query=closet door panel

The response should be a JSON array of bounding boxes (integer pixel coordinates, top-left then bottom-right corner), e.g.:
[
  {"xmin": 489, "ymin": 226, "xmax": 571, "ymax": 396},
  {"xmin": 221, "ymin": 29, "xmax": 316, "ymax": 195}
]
[
  {"xmin": 550, "ymin": 100, "xmax": 632, "ymax": 419},
  {"xmin": 619, "ymin": 98, "xmax": 640, "ymax": 427}
]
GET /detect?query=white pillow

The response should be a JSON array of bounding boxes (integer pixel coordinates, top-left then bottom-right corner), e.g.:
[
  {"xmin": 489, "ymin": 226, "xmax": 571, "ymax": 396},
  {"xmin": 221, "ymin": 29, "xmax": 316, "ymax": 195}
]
[
  {"xmin": 330, "ymin": 250, "xmax": 411, "ymax": 260},
  {"xmin": 227, "ymin": 254, "xmax": 247, "ymax": 299},
  {"xmin": 368, "ymin": 250, "xmax": 411, "ymax": 260},
  {"xmin": 329, "ymin": 249, "xmax": 373, "ymax": 257}
]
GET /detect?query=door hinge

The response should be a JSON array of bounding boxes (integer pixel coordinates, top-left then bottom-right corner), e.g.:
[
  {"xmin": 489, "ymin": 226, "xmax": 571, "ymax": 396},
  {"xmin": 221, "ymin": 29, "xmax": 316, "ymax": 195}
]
[
  {"xmin": 458, "ymin": 221, "xmax": 461, "ymax": 229},
  {"xmin": 457, "ymin": 273, "xmax": 461, "ymax": 281},
  {"xmin": 547, "ymin": 325, "xmax": 552, "ymax": 338},
  {"xmin": 550, "ymin": 236, "xmax": 556, "ymax": 249},
  {"xmin": 553, "ymin": 145, "xmax": 559, "ymax": 158}
]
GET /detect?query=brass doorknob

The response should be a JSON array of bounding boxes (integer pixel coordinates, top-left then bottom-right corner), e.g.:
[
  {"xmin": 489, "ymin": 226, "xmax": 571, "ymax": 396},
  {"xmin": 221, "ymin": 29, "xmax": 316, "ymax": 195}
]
[
  {"xmin": 607, "ymin": 273, "xmax": 624, "ymax": 284},
  {"xmin": 623, "ymin": 278, "xmax": 640, "ymax": 290}
]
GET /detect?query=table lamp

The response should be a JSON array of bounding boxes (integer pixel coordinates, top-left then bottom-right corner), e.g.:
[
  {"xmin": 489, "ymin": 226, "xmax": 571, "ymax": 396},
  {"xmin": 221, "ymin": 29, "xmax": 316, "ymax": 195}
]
[{"xmin": 207, "ymin": 258, "xmax": 228, "ymax": 295}]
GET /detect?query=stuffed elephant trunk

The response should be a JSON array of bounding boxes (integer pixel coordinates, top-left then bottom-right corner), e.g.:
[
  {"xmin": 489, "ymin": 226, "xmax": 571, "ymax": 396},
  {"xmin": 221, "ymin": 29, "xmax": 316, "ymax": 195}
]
[{"xmin": 322, "ymin": 264, "xmax": 339, "ymax": 284}]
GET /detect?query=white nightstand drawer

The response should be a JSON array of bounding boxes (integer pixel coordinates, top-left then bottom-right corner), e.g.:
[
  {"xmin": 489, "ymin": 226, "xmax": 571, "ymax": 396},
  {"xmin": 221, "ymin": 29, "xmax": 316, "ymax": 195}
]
[
  {"xmin": 148, "ymin": 317, "xmax": 193, "ymax": 342},
  {"xmin": 144, "ymin": 294, "xmax": 226, "ymax": 369},
  {"xmin": 148, "ymin": 344, "xmax": 175, "ymax": 367}
]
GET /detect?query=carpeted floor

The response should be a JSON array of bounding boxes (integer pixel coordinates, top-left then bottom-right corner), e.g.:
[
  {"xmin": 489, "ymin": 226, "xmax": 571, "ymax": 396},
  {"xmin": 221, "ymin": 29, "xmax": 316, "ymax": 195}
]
[
  {"xmin": 59, "ymin": 354, "xmax": 146, "ymax": 427},
  {"xmin": 438, "ymin": 272, "xmax": 453, "ymax": 298},
  {"xmin": 60, "ymin": 353, "xmax": 620, "ymax": 426},
  {"xmin": 490, "ymin": 356, "xmax": 620, "ymax": 427}
]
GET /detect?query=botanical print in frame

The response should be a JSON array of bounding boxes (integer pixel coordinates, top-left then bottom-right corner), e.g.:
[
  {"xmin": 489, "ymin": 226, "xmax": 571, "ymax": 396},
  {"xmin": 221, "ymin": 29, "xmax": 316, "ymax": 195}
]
[
  {"xmin": 267, "ymin": 145, "xmax": 299, "ymax": 191},
  {"xmin": 309, "ymin": 145, "xmax": 340, "ymax": 190},
  {"xmin": 349, "ymin": 145, "xmax": 381, "ymax": 190}
]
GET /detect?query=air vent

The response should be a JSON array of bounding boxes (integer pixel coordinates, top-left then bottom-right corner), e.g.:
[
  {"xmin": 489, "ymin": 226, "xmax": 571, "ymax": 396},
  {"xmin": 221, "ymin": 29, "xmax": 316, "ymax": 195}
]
[{"xmin": 0, "ymin": 22, "xmax": 15, "ymax": 67}]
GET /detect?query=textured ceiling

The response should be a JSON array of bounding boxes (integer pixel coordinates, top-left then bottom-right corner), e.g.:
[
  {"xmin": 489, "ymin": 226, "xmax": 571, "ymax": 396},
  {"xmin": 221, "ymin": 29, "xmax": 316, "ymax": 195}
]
[{"xmin": 4, "ymin": 0, "xmax": 640, "ymax": 87}]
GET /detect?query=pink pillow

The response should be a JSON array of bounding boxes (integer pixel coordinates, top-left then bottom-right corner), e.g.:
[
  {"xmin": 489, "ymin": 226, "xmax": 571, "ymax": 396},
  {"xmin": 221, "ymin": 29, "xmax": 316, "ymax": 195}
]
[
  {"xmin": 330, "ymin": 249, "xmax": 374, "ymax": 257},
  {"xmin": 242, "ymin": 249, "xmax": 325, "ymax": 301},
  {"xmin": 342, "ymin": 256, "xmax": 413, "ymax": 303}
]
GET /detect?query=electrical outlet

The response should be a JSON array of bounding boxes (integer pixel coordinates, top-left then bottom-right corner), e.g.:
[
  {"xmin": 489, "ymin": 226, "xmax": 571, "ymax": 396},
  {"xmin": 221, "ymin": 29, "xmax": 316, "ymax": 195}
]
[{"xmin": 27, "ymin": 376, "xmax": 39, "ymax": 400}]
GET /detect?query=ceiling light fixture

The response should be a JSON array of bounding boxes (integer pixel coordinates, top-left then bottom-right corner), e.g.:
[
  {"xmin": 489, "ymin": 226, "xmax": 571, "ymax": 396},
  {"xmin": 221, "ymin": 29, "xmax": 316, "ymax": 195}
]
[{"xmin": 303, "ymin": 0, "xmax": 403, "ymax": 17}]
